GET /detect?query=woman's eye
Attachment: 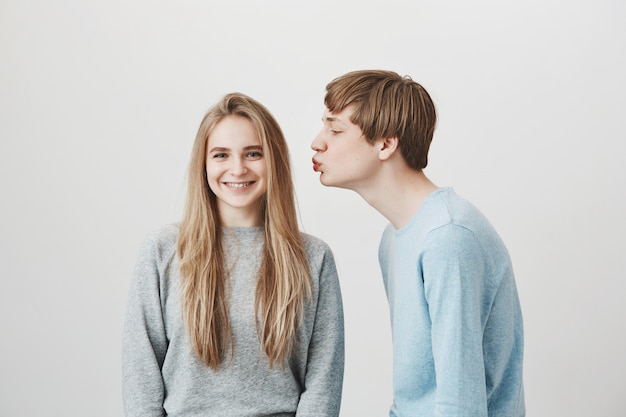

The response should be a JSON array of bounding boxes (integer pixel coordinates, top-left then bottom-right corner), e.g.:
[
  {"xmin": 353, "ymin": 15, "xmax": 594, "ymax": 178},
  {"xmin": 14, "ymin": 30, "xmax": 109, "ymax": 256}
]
[
  {"xmin": 247, "ymin": 151, "xmax": 262, "ymax": 158},
  {"xmin": 330, "ymin": 130, "xmax": 341, "ymax": 135},
  {"xmin": 213, "ymin": 153, "xmax": 227, "ymax": 159}
]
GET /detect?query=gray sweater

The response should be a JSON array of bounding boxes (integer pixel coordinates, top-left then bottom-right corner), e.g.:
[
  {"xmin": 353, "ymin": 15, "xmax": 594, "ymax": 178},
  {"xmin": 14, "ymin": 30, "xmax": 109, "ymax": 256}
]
[{"xmin": 122, "ymin": 224, "xmax": 345, "ymax": 417}]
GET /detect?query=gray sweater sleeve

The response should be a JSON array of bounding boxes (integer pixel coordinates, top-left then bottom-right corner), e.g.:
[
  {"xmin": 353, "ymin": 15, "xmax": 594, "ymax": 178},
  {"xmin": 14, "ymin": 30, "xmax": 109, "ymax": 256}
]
[
  {"xmin": 122, "ymin": 232, "xmax": 170, "ymax": 417},
  {"xmin": 296, "ymin": 238, "xmax": 345, "ymax": 417}
]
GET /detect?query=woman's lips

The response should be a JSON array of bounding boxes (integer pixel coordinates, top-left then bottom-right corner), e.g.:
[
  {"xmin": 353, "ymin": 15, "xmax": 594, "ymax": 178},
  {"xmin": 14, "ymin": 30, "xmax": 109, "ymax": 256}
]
[{"xmin": 223, "ymin": 181, "xmax": 254, "ymax": 190}]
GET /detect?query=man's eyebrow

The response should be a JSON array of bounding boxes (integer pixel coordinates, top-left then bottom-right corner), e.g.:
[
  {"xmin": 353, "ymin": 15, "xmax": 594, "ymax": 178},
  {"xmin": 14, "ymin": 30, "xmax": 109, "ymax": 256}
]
[{"xmin": 322, "ymin": 116, "xmax": 344, "ymax": 125}]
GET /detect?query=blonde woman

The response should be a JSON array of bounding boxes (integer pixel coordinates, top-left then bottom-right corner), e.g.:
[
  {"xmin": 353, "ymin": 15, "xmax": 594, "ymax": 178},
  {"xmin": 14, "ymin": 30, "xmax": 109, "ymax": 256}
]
[{"xmin": 122, "ymin": 93, "xmax": 344, "ymax": 416}]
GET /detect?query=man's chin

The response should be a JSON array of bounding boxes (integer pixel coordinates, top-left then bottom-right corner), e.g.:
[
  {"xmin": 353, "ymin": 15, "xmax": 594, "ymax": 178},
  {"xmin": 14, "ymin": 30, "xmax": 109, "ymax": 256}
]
[
  {"xmin": 320, "ymin": 176, "xmax": 349, "ymax": 190},
  {"xmin": 319, "ymin": 175, "xmax": 335, "ymax": 187}
]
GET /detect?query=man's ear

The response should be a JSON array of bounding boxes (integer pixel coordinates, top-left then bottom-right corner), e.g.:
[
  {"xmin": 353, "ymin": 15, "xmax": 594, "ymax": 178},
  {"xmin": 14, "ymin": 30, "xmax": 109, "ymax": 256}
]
[{"xmin": 378, "ymin": 137, "xmax": 399, "ymax": 161}]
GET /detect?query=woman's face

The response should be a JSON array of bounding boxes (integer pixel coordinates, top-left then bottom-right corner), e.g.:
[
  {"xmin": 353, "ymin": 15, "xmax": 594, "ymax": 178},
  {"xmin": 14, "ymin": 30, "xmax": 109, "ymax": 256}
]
[{"xmin": 205, "ymin": 115, "xmax": 267, "ymax": 227}]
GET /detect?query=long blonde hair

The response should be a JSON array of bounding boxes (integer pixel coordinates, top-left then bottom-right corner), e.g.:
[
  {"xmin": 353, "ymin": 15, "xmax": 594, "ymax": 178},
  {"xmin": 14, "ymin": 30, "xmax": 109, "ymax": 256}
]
[{"xmin": 177, "ymin": 93, "xmax": 311, "ymax": 370}]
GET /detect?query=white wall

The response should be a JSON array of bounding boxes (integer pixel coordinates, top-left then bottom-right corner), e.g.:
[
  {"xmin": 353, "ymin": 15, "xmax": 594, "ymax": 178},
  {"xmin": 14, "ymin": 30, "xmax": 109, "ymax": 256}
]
[{"xmin": 1, "ymin": 0, "xmax": 625, "ymax": 415}]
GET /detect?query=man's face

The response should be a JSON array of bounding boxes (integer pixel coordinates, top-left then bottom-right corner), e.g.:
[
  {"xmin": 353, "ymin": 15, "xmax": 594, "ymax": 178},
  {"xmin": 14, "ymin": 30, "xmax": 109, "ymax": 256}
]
[{"xmin": 311, "ymin": 106, "xmax": 381, "ymax": 191}]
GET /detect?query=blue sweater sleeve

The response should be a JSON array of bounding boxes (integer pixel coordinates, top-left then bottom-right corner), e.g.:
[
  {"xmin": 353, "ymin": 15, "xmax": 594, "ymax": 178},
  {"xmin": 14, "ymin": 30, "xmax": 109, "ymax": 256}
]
[{"xmin": 422, "ymin": 223, "xmax": 490, "ymax": 417}]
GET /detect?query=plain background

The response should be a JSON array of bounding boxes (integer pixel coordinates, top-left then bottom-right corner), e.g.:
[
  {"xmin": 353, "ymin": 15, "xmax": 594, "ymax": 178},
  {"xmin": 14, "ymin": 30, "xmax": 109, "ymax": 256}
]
[{"xmin": 1, "ymin": 0, "xmax": 625, "ymax": 416}]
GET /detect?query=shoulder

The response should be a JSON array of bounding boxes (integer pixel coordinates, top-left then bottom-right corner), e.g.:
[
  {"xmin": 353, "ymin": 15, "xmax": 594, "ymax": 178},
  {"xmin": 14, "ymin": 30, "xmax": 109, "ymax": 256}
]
[
  {"xmin": 424, "ymin": 217, "xmax": 511, "ymax": 282},
  {"xmin": 429, "ymin": 189, "xmax": 508, "ymax": 255},
  {"xmin": 300, "ymin": 232, "xmax": 330, "ymax": 251},
  {"xmin": 426, "ymin": 222, "xmax": 481, "ymax": 254},
  {"xmin": 420, "ymin": 189, "xmax": 491, "ymax": 261},
  {"xmin": 130, "ymin": 224, "xmax": 180, "ymax": 290},
  {"xmin": 432, "ymin": 188, "xmax": 493, "ymax": 231},
  {"xmin": 300, "ymin": 232, "xmax": 332, "ymax": 255},
  {"xmin": 300, "ymin": 232, "xmax": 337, "ymax": 270},
  {"xmin": 144, "ymin": 223, "xmax": 179, "ymax": 248},
  {"xmin": 299, "ymin": 233, "xmax": 341, "ymax": 297},
  {"xmin": 138, "ymin": 223, "xmax": 180, "ymax": 264}
]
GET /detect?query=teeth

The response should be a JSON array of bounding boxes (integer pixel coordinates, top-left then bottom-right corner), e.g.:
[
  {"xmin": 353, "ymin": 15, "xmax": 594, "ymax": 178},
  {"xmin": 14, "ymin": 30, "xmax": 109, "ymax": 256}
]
[{"xmin": 225, "ymin": 182, "xmax": 251, "ymax": 189}]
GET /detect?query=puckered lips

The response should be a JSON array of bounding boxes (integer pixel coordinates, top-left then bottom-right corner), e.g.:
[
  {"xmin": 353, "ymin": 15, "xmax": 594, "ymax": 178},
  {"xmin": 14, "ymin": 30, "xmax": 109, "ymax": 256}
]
[{"xmin": 312, "ymin": 157, "xmax": 321, "ymax": 172}]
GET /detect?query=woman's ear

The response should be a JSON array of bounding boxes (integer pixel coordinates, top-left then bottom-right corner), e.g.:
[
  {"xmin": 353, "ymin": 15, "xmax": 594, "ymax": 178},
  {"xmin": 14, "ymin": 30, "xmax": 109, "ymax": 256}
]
[{"xmin": 378, "ymin": 137, "xmax": 399, "ymax": 161}]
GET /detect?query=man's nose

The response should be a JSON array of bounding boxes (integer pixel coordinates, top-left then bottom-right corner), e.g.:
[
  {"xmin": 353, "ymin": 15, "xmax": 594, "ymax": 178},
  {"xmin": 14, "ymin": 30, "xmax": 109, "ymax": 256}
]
[{"xmin": 311, "ymin": 131, "xmax": 327, "ymax": 152}]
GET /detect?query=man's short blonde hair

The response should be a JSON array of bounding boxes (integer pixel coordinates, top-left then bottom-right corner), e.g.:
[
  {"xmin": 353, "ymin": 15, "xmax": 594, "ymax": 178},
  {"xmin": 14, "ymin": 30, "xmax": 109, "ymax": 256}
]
[{"xmin": 324, "ymin": 70, "xmax": 437, "ymax": 170}]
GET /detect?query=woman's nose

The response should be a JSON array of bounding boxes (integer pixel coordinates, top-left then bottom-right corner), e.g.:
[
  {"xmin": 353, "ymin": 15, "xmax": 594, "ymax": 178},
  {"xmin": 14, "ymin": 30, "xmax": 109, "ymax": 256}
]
[{"xmin": 230, "ymin": 157, "xmax": 247, "ymax": 175}]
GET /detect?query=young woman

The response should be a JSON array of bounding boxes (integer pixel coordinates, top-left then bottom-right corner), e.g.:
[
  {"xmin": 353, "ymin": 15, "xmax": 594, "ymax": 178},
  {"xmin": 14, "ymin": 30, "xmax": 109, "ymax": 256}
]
[{"xmin": 122, "ymin": 93, "xmax": 345, "ymax": 417}]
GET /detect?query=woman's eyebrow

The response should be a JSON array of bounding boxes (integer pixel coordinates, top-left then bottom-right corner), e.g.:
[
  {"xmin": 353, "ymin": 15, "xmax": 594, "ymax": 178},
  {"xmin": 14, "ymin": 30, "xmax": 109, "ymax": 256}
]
[
  {"xmin": 208, "ymin": 146, "xmax": 229, "ymax": 153},
  {"xmin": 208, "ymin": 145, "xmax": 263, "ymax": 153}
]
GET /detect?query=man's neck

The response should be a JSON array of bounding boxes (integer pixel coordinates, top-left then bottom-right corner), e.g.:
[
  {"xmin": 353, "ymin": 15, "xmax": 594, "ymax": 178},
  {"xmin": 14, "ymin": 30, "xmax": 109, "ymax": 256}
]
[{"xmin": 356, "ymin": 166, "xmax": 438, "ymax": 230}]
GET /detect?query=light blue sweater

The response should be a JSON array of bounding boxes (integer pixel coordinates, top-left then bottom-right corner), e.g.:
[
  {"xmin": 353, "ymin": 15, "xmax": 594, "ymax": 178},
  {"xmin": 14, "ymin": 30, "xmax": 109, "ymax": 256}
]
[{"xmin": 378, "ymin": 188, "xmax": 525, "ymax": 417}]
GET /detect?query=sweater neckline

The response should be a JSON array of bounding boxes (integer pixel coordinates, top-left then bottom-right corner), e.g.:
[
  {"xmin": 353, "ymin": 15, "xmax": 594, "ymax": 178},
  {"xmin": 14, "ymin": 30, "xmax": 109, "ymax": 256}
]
[{"xmin": 393, "ymin": 187, "xmax": 453, "ymax": 235}]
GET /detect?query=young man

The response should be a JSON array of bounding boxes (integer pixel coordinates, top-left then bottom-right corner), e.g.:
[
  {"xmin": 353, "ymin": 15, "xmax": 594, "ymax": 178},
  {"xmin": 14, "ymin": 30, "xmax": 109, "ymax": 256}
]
[{"xmin": 311, "ymin": 70, "xmax": 525, "ymax": 416}]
